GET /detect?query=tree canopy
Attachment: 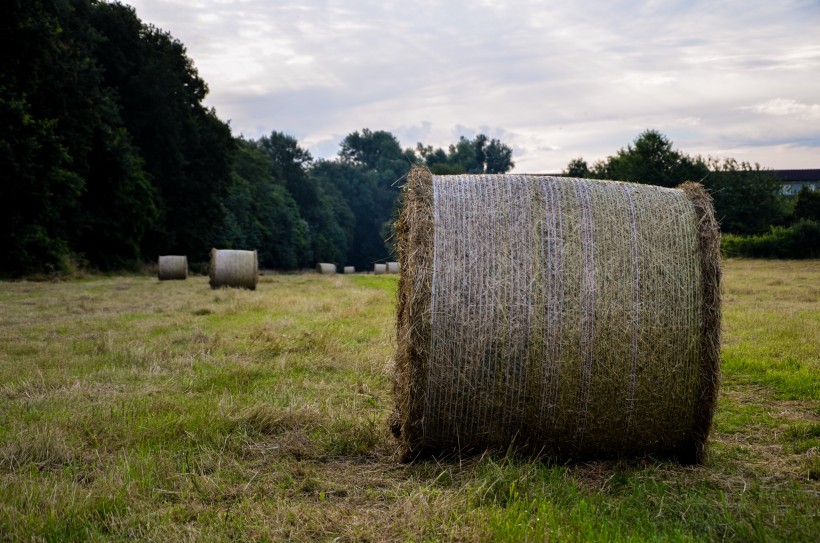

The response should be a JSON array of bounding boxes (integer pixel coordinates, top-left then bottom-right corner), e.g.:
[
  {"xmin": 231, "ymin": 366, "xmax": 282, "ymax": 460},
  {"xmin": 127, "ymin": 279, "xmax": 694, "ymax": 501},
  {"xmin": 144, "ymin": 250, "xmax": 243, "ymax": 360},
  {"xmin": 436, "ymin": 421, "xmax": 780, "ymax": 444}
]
[
  {"xmin": 564, "ymin": 130, "xmax": 791, "ymax": 235},
  {"xmin": 0, "ymin": 0, "xmax": 234, "ymax": 275},
  {"xmin": 417, "ymin": 134, "xmax": 515, "ymax": 175},
  {"xmin": 12, "ymin": 2, "xmax": 804, "ymax": 272}
]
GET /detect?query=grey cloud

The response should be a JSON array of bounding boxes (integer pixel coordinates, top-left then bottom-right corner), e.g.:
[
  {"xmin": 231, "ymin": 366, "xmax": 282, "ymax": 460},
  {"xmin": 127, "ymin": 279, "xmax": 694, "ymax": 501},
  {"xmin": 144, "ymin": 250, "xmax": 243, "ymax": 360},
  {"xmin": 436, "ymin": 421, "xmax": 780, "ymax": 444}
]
[{"xmin": 127, "ymin": 0, "xmax": 820, "ymax": 171}]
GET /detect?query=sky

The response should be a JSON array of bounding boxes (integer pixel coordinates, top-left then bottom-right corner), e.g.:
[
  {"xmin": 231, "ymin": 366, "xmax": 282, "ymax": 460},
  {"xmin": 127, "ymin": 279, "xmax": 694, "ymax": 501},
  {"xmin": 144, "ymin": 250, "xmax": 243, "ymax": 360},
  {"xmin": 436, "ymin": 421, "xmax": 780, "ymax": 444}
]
[{"xmin": 124, "ymin": 0, "xmax": 820, "ymax": 173}]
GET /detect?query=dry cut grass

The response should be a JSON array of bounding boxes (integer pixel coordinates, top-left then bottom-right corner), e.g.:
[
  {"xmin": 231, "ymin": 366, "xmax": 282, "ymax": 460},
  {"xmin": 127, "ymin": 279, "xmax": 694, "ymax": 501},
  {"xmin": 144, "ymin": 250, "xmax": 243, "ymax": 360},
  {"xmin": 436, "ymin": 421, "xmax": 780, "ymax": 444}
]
[{"xmin": 0, "ymin": 260, "xmax": 818, "ymax": 541}]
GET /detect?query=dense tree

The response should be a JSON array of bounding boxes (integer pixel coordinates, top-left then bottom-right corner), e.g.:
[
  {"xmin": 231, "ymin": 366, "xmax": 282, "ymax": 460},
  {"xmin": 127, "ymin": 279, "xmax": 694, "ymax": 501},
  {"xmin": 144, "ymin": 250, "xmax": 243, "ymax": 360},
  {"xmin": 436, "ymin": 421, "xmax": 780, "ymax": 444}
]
[
  {"xmin": 589, "ymin": 130, "xmax": 708, "ymax": 187},
  {"xmin": 0, "ymin": 0, "xmax": 519, "ymax": 276},
  {"xmin": 0, "ymin": 95, "xmax": 83, "ymax": 274},
  {"xmin": 484, "ymin": 137, "xmax": 516, "ymax": 174},
  {"xmin": 563, "ymin": 157, "xmax": 591, "ymax": 178},
  {"xmin": 219, "ymin": 139, "xmax": 308, "ymax": 269},
  {"xmin": 418, "ymin": 134, "xmax": 515, "ymax": 174},
  {"xmin": 320, "ymin": 129, "xmax": 414, "ymax": 267},
  {"xmin": 0, "ymin": 0, "xmax": 159, "ymax": 273},
  {"xmin": 89, "ymin": 2, "xmax": 235, "ymax": 261},
  {"xmin": 258, "ymin": 131, "xmax": 351, "ymax": 265},
  {"xmin": 565, "ymin": 131, "xmax": 789, "ymax": 236},
  {"xmin": 309, "ymin": 160, "xmax": 381, "ymax": 268},
  {"xmin": 339, "ymin": 129, "xmax": 410, "ymax": 172},
  {"xmin": 702, "ymin": 158, "xmax": 787, "ymax": 235},
  {"xmin": 793, "ymin": 186, "xmax": 820, "ymax": 222}
]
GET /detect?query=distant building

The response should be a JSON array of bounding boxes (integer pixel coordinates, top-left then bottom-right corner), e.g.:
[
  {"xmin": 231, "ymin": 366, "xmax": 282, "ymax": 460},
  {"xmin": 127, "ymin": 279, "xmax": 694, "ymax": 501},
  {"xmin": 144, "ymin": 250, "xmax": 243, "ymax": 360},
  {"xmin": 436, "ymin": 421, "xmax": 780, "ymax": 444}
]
[{"xmin": 772, "ymin": 169, "xmax": 820, "ymax": 196}]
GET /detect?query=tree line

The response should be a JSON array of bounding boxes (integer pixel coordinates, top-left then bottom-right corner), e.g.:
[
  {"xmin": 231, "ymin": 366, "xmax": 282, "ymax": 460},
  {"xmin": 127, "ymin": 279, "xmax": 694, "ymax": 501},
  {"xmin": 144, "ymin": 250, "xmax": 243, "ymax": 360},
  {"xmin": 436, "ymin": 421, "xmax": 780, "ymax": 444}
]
[
  {"xmin": 564, "ymin": 130, "xmax": 819, "ymax": 257},
  {"xmin": 3, "ymin": 2, "xmax": 816, "ymax": 277},
  {"xmin": 0, "ymin": 0, "xmax": 514, "ymax": 276}
]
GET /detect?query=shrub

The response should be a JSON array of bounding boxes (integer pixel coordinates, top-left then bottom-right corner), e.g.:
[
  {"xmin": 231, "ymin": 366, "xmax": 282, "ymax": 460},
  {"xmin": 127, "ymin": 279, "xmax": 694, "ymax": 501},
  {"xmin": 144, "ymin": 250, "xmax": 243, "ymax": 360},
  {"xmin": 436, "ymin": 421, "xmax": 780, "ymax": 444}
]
[{"xmin": 722, "ymin": 220, "xmax": 820, "ymax": 259}]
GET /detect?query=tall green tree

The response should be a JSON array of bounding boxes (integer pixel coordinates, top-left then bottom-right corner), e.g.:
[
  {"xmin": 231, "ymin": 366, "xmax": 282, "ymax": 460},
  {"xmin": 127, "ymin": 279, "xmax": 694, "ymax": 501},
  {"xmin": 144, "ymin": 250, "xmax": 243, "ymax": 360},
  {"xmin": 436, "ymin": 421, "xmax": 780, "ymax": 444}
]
[
  {"xmin": 793, "ymin": 186, "xmax": 820, "ymax": 222},
  {"xmin": 258, "ymin": 131, "xmax": 351, "ymax": 265},
  {"xmin": 219, "ymin": 139, "xmax": 308, "ymax": 269},
  {"xmin": 704, "ymin": 158, "xmax": 789, "ymax": 235},
  {"xmin": 89, "ymin": 2, "xmax": 235, "ymax": 261},
  {"xmin": 0, "ymin": 0, "xmax": 157, "ymax": 273},
  {"xmin": 589, "ymin": 130, "xmax": 708, "ymax": 187},
  {"xmin": 563, "ymin": 157, "xmax": 591, "ymax": 178},
  {"xmin": 332, "ymin": 129, "xmax": 414, "ymax": 266},
  {"xmin": 309, "ymin": 160, "xmax": 379, "ymax": 268},
  {"xmin": 418, "ymin": 134, "xmax": 515, "ymax": 174},
  {"xmin": 565, "ymin": 131, "xmax": 789, "ymax": 235}
]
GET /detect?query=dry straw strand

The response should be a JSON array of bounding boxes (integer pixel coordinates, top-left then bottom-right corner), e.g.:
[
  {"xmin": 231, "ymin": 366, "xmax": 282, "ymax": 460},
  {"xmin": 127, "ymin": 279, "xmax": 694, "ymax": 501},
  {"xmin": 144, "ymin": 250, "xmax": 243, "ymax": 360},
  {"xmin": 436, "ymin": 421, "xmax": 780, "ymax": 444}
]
[
  {"xmin": 157, "ymin": 255, "xmax": 187, "ymax": 280},
  {"xmin": 392, "ymin": 166, "xmax": 721, "ymax": 463},
  {"xmin": 209, "ymin": 249, "xmax": 258, "ymax": 290}
]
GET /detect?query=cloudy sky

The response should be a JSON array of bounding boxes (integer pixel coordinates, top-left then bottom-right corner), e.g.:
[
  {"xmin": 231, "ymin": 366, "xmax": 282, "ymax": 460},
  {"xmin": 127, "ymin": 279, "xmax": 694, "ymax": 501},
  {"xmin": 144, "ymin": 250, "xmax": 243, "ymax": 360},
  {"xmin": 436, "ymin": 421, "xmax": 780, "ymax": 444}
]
[{"xmin": 125, "ymin": 0, "xmax": 820, "ymax": 173}]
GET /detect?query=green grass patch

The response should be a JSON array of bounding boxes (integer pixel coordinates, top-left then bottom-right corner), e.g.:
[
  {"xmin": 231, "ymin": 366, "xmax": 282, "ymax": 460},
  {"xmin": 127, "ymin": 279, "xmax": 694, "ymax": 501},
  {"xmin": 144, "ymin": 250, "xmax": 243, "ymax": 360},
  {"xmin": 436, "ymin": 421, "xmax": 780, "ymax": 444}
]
[{"xmin": 0, "ymin": 263, "xmax": 818, "ymax": 541}]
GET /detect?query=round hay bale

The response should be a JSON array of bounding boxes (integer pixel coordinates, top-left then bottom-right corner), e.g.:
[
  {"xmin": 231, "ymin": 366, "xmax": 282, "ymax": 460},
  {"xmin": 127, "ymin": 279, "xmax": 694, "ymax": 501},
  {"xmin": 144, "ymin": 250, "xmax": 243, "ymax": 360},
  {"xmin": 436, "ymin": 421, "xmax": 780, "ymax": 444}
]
[
  {"xmin": 393, "ymin": 167, "xmax": 721, "ymax": 464},
  {"xmin": 157, "ymin": 255, "xmax": 187, "ymax": 280},
  {"xmin": 344, "ymin": 266, "xmax": 356, "ymax": 274},
  {"xmin": 386, "ymin": 261, "xmax": 400, "ymax": 274},
  {"xmin": 374, "ymin": 263, "xmax": 387, "ymax": 275},
  {"xmin": 209, "ymin": 249, "xmax": 258, "ymax": 290},
  {"xmin": 316, "ymin": 263, "xmax": 337, "ymax": 274}
]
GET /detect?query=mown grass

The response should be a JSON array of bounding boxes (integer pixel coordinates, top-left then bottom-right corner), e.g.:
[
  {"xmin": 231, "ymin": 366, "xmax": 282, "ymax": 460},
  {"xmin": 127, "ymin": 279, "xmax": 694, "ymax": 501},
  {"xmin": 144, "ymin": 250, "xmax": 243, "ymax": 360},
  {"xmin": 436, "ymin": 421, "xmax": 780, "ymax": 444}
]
[{"xmin": 0, "ymin": 260, "xmax": 818, "ymax": 541}]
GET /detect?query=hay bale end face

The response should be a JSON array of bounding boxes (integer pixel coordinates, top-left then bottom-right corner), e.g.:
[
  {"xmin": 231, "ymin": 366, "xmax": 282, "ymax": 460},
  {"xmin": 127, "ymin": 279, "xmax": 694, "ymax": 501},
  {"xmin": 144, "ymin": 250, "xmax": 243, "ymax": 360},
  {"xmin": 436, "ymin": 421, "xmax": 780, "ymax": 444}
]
[
  {"xmin": 209, "ymin": 249, "xmax": 258, "ymax": 290},
  {"xmin": 374, "ymin": 263, "xmax": 387, "ymax": 274},
  {"xmin": 158, "ymin": 255, "xmax": 187, "ymax": 280},
  {"xmin": 316, "ymin": 263, "xmax": 337, "ymax": 274},
  {"xmin": 343, "ymin": 266, "xmax": 355, "ymax": 274},
  {"xmin": 386, "ymin": 261, "xmax": 400, "ymax": 274},
  {"xmin": 393, "ymin": 167, "xmax": 721, "ymax": 464}
]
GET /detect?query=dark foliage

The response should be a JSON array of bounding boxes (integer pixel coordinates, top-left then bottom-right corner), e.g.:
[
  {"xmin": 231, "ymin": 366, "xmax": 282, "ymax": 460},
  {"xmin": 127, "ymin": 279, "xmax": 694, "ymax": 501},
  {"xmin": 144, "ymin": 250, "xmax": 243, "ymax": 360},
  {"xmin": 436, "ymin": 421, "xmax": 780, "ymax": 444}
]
[
  {"xmin": 0, "ymin": 0, "xmax": 234, "ymax": 275},
  {"xmin": 793, "ymin": 186, "xmax": 820, "ymax": 222},
  {"xmin": 722, "ymin": 220, "xmax": 820, "ymax": 259},
  {"xmin": 566, "ymin": 131, "xmax": 791, "ymax": 237}
]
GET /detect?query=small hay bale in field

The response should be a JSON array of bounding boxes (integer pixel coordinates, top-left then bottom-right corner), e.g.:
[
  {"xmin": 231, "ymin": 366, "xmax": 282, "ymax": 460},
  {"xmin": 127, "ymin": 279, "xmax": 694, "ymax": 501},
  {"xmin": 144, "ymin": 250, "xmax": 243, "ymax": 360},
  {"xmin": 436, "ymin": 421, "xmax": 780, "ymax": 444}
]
[
  {"xmin": 374, "ymin": 263, "xmax": 387, "ymax": 274},
  {"xmin": 209, "ymin": 249, "xmax": 258, "ymax": 290},
  {"xmin": 316, "ymin": 262, "xmax": 337, "ymax": 274},
  {"xmin": 157, "ymin": 255, "xmax": 187, "ymax": 280},
  {"xmin": 392, "ymin": 166, "xmax": 721, "ymax": 464},
  {"xmin": 344, "ymin": 266, "xmax": 355, "ymax": 274},
  {"xmin": 386, "ymin": 261, "xmax": 400, "ymax": 274}
]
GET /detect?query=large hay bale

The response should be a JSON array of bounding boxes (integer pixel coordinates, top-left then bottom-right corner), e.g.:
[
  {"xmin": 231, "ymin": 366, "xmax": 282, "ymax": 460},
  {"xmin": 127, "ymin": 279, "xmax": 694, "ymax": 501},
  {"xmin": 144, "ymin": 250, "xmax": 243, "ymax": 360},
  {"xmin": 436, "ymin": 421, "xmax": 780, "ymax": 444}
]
[
  {"xmin": 316, "ymin": 263, "xmax": 337, "ymax": 274},
  {"xmin": 209, "ymin": 249, "xmax": 258, "ymax": 290},
  {"xmin": 374, "ymin": 263, "xmax": 387, "ymax": 275},
  {"xmin": 393, "ymin": 167, "xmax": 721, "ymax": 464},
  {"xmin": 157, "ymin": 255, "xmax": 187, "ymax": 280},
  {"xmin": 386, "ymin": 261, "xmax": 400, "ymax": 274},
  {"xmin": 344, "ymin": 266, "xmax": 356, "ymax": 274}
]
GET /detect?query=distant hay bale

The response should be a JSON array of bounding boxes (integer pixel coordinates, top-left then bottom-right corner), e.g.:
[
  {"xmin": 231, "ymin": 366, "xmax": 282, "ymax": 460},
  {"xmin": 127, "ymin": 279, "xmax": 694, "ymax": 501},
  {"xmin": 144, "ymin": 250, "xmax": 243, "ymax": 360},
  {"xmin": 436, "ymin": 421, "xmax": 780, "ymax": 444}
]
[
  {"xmin": 392, "ymin": 167, "xmax": 721, "ymax": 464},
  {"xmin": 386, "ymin": 261, "xmax": 400, "ymax": 274},
  {"xmin": 374, "ymin": 263, "xmax": 387, "ymax": 275},
  {"xmin": 209, "ymin": 249, "xmax": 258, "ymax": 290},
  {"xmin": 344, "ymin": 266, "xmax": 355, "ymax": 274},
  {"xmin": 316, "ymin": 263, "xmax": 337, "ymax": 274},
  {"xmin": 157, "ymin": 255, "xmax": 187, "ymax": 280}
]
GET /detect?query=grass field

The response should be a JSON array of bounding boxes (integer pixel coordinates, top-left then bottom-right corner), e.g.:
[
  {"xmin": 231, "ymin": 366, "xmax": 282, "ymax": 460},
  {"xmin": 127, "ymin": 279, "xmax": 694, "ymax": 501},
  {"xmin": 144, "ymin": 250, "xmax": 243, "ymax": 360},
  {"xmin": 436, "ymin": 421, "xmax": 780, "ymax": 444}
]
[{"xmin": 0, "ymin": 259, "xmax": 818, "ymax": 541}]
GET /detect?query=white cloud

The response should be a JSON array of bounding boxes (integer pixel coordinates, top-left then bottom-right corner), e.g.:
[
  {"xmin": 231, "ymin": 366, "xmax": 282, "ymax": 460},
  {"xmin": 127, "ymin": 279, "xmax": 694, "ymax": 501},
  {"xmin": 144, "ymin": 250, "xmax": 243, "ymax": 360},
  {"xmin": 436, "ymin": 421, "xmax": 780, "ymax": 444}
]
[
  {"xmin": 125, "ymin": 0, "xmax": 820, "ymax": 171},
  {"xmin": 748, "ymin": 99, "xmax": 820, "ymax": 121}
]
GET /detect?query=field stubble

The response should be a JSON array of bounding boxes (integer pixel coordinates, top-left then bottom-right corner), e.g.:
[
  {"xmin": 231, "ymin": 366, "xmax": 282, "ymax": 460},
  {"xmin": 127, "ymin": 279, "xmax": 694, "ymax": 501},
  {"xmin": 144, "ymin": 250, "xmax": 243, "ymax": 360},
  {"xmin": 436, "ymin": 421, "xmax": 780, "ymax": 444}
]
[{"xmin": 0, "ymin": 260, "xmax": 818, "ymax": 541}]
